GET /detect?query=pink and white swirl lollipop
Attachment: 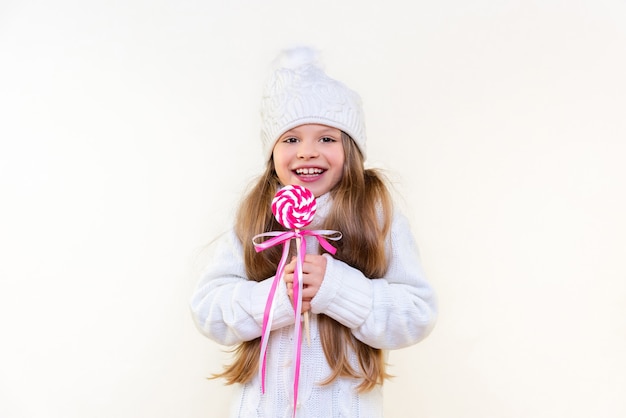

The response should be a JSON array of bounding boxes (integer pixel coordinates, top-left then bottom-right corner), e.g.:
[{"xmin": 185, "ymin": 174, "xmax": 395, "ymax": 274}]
[
  {"xmin": 271, "ymin": 184, "xmax": 316, "ymax": 229},
  {"xmin": 254, "ymin": 184, "xmax": 340, "ymax": 418},
  {"xmin": 271, "ymin": 184, "xmax": 315, "ymax": 345}
]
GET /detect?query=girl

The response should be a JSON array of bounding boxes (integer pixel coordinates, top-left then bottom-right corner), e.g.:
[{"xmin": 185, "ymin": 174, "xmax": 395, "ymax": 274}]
[{"xmin": 191, "ymin": 47, "xmax": 437, "ymax": 418}]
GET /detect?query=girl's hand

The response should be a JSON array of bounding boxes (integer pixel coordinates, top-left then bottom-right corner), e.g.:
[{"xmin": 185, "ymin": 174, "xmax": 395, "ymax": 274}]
[{"xmin": 283, "ymin": 254, "xmax": 327, "ymax": 313}]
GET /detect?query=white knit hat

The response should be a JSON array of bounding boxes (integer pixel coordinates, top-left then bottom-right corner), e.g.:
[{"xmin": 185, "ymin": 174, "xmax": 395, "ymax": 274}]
[{"xmin": 260, "ymin": 46, "xmax": 367, "ymax": 160}]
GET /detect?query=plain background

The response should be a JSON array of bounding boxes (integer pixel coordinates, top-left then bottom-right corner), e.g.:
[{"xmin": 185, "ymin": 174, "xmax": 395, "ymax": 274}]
[{"xmin": 1, "ymin": 1, "xmax": 625, "ymax": 417}]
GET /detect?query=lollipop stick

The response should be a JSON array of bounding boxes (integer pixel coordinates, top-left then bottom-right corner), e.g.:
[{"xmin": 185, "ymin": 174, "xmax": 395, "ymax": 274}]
[
  {"xmin": 304, "ymin": 311, "xmax": 311, "ymax": 347},
  {"xmin": 295, "ymin": 236, "xmax": 311, "ymax": 346}
]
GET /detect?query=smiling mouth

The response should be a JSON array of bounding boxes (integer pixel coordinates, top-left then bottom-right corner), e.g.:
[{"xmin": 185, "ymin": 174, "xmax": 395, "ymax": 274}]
[{"xmin": 294, "ymin": 167, "xmax": 324, "ymax": 176}]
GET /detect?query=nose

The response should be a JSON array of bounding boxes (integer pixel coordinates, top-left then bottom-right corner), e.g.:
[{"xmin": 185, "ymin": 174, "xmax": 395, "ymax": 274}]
[{"xmin": 297, "ymin": 140, "xmax": 319, "ymax": 159}]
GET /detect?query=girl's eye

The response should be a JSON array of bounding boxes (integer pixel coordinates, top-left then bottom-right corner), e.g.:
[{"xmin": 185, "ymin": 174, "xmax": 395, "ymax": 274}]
[
  {"xmin": 283, "ymin": 137, "xmax": 299, "ymax": 143},
  {"xmin": 320, "ymin": 137, "xmax": 336, "ymax": 143}
]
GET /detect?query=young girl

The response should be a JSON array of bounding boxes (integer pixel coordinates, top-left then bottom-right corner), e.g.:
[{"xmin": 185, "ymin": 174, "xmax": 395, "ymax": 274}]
[{"xmin": 191, "ymin": 46, "xmax": 437, "ymax": 418}]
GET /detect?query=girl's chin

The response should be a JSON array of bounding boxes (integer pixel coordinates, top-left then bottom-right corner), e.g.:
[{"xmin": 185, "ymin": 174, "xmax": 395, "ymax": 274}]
[{"xmin": 278, "ymin": 177, "xmax": 337, "ymax": 197}]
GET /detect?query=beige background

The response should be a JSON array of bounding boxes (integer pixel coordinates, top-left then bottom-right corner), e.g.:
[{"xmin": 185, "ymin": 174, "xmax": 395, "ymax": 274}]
[{"xmin": 1, "ymin": 1, "xmax": 625, "ymax": 417}]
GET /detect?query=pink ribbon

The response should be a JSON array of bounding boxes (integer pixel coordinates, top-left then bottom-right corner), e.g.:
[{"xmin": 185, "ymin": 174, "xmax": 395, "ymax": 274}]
[{"xmin": 252, "ymin": 228, "xmax": 341, "ymax": 416}]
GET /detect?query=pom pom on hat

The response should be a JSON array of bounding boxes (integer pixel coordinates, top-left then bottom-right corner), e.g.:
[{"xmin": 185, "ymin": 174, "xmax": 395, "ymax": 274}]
[
  {"xmin": 272, "ymin": 46, "xmax": 322, "ymax": 70},
  {"xmin": 260, "ymin": 46, "xmax": 367, "ymax": 160}
]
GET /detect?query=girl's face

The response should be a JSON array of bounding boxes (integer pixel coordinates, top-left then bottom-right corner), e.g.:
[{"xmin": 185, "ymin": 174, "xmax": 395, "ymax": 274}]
[{"xmin": 272, "ymin": 124, "xmax": 345, "ymax": 197}]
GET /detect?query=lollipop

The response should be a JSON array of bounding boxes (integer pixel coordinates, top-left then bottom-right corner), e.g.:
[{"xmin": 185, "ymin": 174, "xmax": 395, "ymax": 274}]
[
  {"xmin": 272, "ymin": 184, "xmax": 316, "ymax": 229},
  {"xmin": 252, "ymin": 185, "xmax": 341, "ymax": 418},
  {"xmin": 272, "ymin": 185, "xmax": 316, "ymax": 344}
]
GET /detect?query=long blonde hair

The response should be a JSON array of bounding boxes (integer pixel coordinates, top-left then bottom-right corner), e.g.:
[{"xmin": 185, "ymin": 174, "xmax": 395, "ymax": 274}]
[{"xmin": 215, "ymin": 132, "xmax": 393, "ymax": 391}]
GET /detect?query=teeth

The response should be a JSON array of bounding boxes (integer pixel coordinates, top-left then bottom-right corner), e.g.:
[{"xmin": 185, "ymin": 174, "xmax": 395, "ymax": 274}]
[{"xmin": 295, "ymin": 168, "xmax": 323, "ymax": 175}]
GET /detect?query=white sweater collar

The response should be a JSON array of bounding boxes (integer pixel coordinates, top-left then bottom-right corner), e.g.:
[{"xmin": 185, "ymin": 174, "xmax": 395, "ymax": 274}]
[{"xmin": 307, "ymin": 192, "xmax": 331, "ymax": 230}]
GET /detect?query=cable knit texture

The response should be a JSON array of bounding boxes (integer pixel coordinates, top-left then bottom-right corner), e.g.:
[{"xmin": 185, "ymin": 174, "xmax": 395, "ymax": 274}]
[
  {"xmin": 260, "ymin": 47, "xmax": 367, "ymax": 161},
  {"xmin": 190, "ymin": 194, "xmax": 437, "ymax": 417}
]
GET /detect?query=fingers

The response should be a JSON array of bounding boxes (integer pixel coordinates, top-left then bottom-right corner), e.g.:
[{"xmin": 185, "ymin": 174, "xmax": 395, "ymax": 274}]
[
  {"xmin": 301, "ymin": 301, "xmax": 311, "ymax": 313},
  {"xmin": 285, "ymin": 283, "xmax": 312, "ymax": 313},
  {"xmin": 285, "ymin": 281, "xmax": 317, "ymax": 299},
  {"xmin": 283, "ymin": 254, "xmax": 328, "ymax": 314},
  {"xmin": 283, "ymin": 255, "xmax": 327, "ymax": 282}
]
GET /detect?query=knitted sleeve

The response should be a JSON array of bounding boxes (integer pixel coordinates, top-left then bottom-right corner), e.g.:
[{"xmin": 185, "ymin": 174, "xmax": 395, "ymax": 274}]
[
  {"xmin": 309, "ymin": 211, "xmax": 437, "ymax": 349},
  {"xmin": 189, "ymin": 230, "xmax": 296, "ymax": 346}
]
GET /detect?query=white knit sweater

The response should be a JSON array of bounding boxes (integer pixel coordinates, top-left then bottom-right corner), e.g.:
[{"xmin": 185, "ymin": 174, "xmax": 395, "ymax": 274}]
[{"xmin": 190, "ymin": 194, "xmax": 437, "ymax": 417}]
